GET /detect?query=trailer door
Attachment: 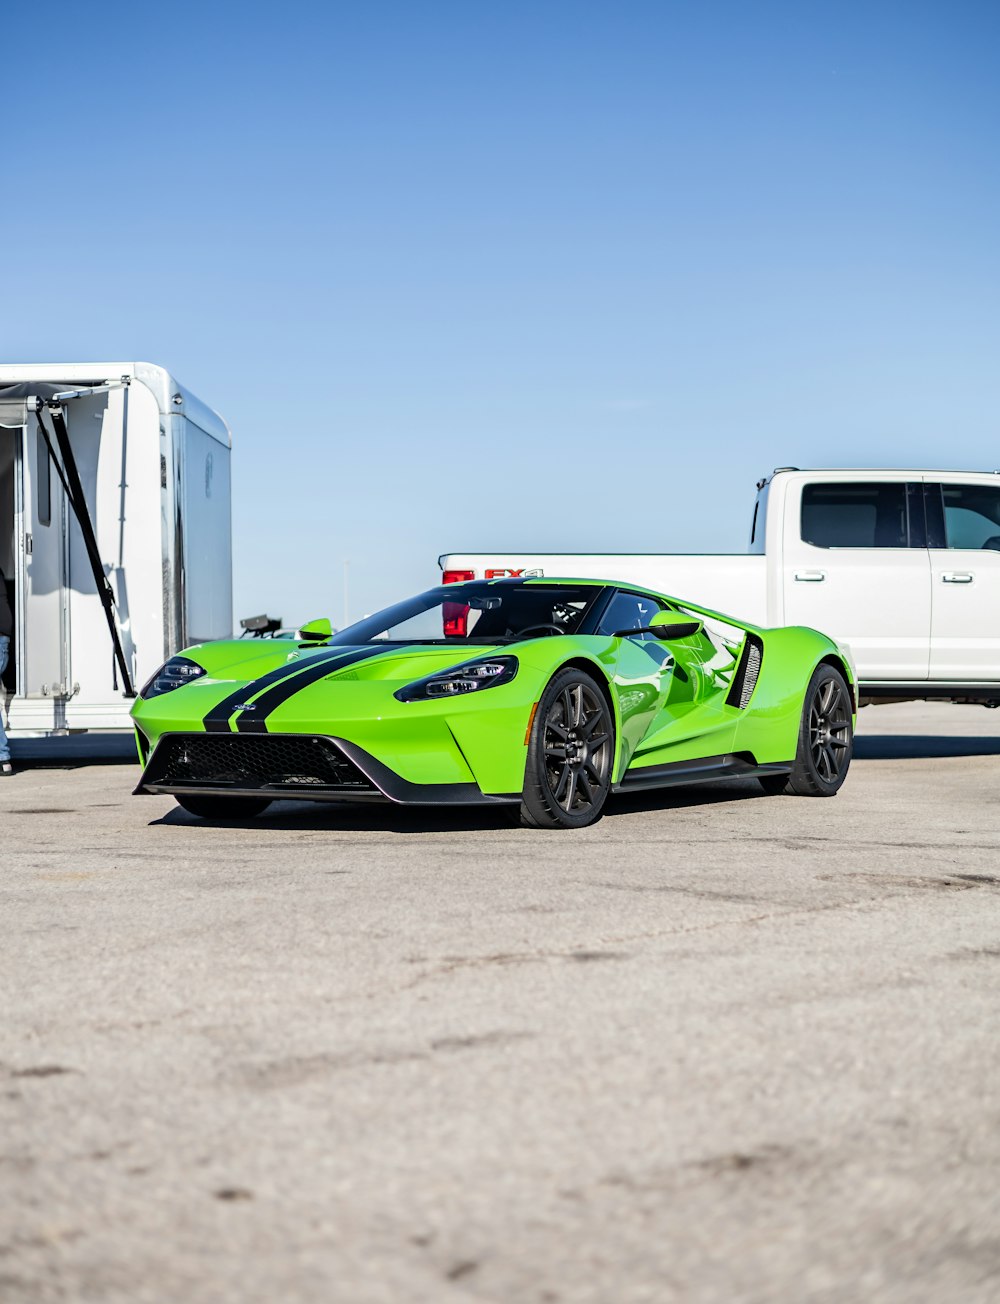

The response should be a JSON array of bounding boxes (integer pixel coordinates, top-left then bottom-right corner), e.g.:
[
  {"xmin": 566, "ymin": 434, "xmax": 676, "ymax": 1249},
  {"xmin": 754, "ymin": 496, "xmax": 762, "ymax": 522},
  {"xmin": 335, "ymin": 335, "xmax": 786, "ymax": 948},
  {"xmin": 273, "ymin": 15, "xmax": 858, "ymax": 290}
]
[{"xmin": 19, "ymin": 413, "xmax": 70, "ymax": 697}]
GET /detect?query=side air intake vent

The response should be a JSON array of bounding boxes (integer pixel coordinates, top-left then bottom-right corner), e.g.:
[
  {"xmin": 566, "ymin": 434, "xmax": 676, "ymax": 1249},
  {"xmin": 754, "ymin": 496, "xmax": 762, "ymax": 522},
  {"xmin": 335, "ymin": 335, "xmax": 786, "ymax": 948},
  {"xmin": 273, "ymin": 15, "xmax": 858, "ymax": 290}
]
[{"xmin": 726, "ymin": 634, "xmax": 764, "ymax": 710}]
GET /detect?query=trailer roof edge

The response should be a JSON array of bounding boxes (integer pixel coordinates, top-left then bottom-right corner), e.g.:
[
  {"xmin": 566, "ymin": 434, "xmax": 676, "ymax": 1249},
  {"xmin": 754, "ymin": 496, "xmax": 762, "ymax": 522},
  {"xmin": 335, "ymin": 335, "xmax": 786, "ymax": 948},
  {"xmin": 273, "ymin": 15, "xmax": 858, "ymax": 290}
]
[{"xmin": 0, "ymin": 361, "xmax": 232, "ymax": 449}]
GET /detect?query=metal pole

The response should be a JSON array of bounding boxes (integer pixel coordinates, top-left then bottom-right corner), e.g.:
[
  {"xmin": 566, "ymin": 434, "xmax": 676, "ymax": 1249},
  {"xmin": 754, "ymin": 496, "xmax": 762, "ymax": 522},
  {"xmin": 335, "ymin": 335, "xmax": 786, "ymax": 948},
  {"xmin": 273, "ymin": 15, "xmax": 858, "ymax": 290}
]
[
  {"xmin": 44, "ymin": 404, "xmax": 135, "ymax": 697},
  {"xmin": 343, "ymin": 560, "xmax": 349, "ymax": 629},
  {"xmin": 117, "ymin": 383, "xmax": 129, "ymax": 567}
]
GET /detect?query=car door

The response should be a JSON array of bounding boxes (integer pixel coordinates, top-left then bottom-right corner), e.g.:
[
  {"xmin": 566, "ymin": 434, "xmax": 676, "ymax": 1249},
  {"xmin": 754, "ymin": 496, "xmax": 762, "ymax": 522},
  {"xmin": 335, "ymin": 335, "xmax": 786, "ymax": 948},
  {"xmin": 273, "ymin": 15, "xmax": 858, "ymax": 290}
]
[
  {"xmin": 781, "ymin": 478, "xmax": 931, "ymax": 682},
  {"xmin": 924, "ymin": 480, "xmax": 1000, "ymax": 680},
  {"xmin": 596, "ymin": 590, "xmax": 738, "ymax": 771}
]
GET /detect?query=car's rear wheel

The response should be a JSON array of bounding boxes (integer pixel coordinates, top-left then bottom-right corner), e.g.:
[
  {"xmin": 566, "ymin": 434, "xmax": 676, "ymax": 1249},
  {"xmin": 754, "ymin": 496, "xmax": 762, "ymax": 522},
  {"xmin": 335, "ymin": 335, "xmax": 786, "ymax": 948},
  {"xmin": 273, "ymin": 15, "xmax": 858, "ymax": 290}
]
[
  {"xmin": 174, "ymin": 794, "xmax": 273, "ymax": 820},
  {"xmin": 520, "ymin": 668, "xmax": 614, "ymax": 829},
  {"xmin": 759, "ymin": 664, "xmax": 853, "ymax": 797}
]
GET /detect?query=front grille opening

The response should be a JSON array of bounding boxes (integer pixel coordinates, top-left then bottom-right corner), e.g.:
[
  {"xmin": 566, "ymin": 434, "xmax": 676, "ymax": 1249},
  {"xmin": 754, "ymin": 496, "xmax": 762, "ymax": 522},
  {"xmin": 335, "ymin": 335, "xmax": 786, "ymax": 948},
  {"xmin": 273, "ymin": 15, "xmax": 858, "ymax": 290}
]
[{"xmin": 147, "ymin": 734, "xmax": 375, "ymax": 792}]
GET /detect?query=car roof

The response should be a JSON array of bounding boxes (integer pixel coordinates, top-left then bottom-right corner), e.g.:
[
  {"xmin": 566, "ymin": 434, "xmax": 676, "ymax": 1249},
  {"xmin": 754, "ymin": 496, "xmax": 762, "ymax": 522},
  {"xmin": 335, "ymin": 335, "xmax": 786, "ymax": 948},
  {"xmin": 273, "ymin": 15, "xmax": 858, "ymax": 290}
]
[{"xmin": 441, "ymin": 576, "xmax": 671, "ymax": 601}]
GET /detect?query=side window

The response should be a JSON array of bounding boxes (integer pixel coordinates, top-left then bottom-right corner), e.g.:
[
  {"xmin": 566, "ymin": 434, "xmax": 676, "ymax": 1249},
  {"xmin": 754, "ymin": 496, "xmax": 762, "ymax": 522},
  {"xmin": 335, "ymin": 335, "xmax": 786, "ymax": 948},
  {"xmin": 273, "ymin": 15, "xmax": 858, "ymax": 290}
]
[
  {"xmin": 36, "ymin": 426, "xmax": 51, "ymax": 527},
  {"xmin": 800, "ymin": 482, "xmax": 908, "ymax": 548},
  {"xmin": 597, "ymin": 591, "xmax": 665, "ymax": 637},
  {"xmin": 940, "ymin": 483, "xmax": 1000, "ymax": 550}
]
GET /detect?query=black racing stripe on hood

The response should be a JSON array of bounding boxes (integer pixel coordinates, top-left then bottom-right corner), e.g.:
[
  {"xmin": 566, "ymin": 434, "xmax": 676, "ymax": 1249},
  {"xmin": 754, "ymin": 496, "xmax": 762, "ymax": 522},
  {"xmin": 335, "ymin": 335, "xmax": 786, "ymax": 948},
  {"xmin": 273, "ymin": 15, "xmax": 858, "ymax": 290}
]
[
  {"xmin": 203, "ymin": 649, "xmax": 365, "ymax": 734},
  {"xmin": 233, "ymin": 646, "xmax": 390, "ymax": 733}
]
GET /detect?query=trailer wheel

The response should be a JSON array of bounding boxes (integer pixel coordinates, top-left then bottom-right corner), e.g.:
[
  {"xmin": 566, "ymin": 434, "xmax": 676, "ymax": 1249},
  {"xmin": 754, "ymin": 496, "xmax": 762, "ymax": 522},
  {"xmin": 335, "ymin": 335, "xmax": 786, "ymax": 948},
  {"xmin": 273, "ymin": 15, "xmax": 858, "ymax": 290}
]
[{"xmin": 175, "ymin": 794, "xmax": 272, "ymax": 820}]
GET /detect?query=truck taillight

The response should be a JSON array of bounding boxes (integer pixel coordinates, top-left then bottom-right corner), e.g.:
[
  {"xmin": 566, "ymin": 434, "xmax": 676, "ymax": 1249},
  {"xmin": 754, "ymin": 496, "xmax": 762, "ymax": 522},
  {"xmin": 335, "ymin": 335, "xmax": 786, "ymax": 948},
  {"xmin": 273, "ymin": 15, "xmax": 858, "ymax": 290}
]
[
  {"xmin": 442, "ymin": 571, "xmax": 473, "ymax": 634},
  {"xmin": 443, "ymin": 607, "xmax": 468, "ymax": 636}
]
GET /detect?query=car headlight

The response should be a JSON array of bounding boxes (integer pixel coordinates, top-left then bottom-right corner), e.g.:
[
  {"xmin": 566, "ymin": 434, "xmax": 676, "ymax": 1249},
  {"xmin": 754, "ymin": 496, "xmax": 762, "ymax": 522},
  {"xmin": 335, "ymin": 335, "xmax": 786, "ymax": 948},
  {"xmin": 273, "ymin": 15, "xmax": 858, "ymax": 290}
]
[
  {"xmin": 394, "ymin": 656, "xmax": 518, "ymax": 703},
  {"xmin": 139, "ymin": 656, "xmax": 207, "ymax": 700}
]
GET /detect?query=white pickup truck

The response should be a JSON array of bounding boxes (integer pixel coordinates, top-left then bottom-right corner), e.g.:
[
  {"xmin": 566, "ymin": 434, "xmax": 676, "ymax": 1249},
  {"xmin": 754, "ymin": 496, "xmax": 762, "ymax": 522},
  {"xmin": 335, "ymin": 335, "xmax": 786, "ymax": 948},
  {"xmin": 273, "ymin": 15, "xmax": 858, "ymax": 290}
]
[{"xmin": 440, "ymin": 468, "xmax": 1000, "ymax": 707}]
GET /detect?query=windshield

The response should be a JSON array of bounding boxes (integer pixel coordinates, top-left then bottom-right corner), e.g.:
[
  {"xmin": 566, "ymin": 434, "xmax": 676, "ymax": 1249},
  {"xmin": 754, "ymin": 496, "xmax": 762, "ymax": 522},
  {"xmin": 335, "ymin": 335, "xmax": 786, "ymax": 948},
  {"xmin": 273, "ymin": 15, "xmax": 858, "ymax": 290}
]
[{"xmin": 330, "ymin": 583, "xmax": 603, "ymax": 645}]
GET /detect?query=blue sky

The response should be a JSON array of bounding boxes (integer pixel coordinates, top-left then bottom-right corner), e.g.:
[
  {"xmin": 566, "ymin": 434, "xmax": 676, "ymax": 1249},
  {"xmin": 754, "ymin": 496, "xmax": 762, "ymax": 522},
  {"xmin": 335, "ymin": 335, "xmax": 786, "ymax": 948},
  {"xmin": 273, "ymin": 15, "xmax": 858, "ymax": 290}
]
[{"xmin": 5, "ymin": 1, "xmax": 1000, "ymax": 626}]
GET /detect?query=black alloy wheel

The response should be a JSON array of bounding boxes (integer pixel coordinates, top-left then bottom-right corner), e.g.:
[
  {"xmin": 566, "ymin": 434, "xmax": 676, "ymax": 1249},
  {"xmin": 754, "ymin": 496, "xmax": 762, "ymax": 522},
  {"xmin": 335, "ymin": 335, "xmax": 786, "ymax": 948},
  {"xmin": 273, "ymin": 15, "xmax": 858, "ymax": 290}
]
[
  {"xmin": 174, "ymin": 794, "xmax": 273, "ymax": 820},
  {"xmin": 520, "ymin": 668, "xmax": 614, "ymax": 828},
  {"xmin": 759, "ymin": 664, "xmax": 853, "ymax": 797}
]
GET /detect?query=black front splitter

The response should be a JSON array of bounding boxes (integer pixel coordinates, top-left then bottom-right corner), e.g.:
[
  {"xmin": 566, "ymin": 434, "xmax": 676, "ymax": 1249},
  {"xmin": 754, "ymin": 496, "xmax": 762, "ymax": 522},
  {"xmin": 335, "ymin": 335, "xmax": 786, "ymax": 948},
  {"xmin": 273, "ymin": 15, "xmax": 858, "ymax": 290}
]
[{"xmin": 134, "ymin": 732, "xmax": 521, "ymax": 807}]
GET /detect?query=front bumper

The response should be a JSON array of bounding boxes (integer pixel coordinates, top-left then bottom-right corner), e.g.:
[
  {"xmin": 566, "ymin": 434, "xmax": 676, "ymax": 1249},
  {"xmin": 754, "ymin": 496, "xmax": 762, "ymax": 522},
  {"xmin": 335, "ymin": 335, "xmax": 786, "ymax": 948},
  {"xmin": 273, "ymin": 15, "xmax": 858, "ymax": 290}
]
[{"xmin": 133, "ymin": 732, "xmax": 520, "ymax": 806}]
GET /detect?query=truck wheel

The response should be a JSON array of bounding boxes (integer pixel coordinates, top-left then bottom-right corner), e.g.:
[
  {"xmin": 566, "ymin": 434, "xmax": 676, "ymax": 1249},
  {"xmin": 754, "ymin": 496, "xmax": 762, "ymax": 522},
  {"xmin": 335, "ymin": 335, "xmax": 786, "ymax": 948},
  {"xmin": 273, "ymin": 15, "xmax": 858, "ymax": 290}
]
[
  {"xmin": 175, "ymin": 794, "xmax": 272, "ymax": 820},
  {"xmin": 520, "ymin": 668, "xmax": 614, "ymax": 829},
  {"xmin": 759, "ymin": 664, "xmax": 853, "ymax": 797}
]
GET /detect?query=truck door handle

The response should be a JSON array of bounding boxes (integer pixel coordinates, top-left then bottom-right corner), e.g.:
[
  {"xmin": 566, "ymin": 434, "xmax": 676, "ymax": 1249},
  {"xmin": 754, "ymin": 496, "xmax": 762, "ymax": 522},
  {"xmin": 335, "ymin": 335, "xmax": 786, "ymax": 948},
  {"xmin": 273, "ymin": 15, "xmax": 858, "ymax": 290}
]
[
  {"xmin": 942, "ymin": 572, "xmax": 973, "ymax": 583},
  {"xmin": 794, "ymin": 570, "xmax": 826, "ymax": 582}
]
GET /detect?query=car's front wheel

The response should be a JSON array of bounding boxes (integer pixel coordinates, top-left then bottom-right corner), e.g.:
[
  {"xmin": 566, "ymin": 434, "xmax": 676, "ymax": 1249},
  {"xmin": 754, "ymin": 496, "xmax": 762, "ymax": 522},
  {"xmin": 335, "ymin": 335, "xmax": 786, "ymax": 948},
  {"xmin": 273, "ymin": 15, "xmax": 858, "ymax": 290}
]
[
  {"xmin": 174, "ymin": 794, "xmax": 273, "ymax": 820},
  {"xmin": 759, "ymin": 663, "xmax": 853, "ymax": 797},
  {"xmin": 520, "ymin": 668, "xmax": 614, "ymax": 829}
]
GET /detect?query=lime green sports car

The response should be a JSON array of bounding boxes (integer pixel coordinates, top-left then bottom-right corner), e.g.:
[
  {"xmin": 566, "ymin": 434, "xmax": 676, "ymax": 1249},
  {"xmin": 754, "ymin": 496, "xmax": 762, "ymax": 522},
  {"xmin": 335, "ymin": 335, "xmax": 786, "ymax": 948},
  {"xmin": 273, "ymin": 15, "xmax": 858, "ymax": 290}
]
[{"xmin": 132, "ymin": 578, "xmax": 856, "ymax": 828}]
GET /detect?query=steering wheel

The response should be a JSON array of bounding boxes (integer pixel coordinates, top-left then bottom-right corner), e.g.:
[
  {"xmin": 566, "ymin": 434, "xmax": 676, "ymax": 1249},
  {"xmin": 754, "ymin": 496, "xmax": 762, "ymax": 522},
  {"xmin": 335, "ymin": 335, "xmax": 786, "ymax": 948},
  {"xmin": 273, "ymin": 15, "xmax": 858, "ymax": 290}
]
[{"xmin": 518, "ymin": 623, "xmax": 565, "ymax": 638}]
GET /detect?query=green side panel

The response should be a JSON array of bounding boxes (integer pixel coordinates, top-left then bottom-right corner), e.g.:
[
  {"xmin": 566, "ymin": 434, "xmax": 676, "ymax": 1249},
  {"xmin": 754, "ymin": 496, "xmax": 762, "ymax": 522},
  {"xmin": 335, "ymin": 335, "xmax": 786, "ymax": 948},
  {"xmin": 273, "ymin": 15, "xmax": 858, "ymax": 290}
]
[
  {"xmin": 733, "ymin": 626, "xmax": 855, "ymax": 764},
  {"xmin": 444, "ymin": 700, "xmax": 534, "ymax": 793},
  {"xmin": 605, "ymin": 626, "xmax": 739, "ymax": 779},
  {"xmin": 614, "ymin": 623, "xmax": 855, "ymax": 776}
]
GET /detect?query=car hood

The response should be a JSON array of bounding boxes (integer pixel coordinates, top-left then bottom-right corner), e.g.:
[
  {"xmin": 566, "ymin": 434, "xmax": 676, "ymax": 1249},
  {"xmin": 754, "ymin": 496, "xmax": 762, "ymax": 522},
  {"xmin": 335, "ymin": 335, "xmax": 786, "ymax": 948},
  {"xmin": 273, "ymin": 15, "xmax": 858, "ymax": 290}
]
[{"xmin": 190, "ymin": 641, "xmax": 509, "ymax": 686}]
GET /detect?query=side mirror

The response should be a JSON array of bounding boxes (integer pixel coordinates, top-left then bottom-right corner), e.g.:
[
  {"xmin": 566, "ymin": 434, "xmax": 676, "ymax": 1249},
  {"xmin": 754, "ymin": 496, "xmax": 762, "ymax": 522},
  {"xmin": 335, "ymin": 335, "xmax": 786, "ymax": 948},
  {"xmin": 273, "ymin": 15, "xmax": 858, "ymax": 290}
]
[
  {"xmin": 298, "ymin": 617, "xmax": 333, "ymax": 641},
  {"xmin": 615, "ymin": 611, "xmax": 704, "ymax": 640}
]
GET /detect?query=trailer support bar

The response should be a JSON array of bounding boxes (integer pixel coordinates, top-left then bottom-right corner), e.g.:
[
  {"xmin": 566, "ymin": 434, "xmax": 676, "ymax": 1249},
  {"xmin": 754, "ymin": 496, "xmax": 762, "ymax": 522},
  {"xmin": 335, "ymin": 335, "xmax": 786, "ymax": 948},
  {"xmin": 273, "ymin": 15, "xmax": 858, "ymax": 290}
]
[{"xmin": 39, "ymin": 402, "xmax": 136, "ymax": 697}]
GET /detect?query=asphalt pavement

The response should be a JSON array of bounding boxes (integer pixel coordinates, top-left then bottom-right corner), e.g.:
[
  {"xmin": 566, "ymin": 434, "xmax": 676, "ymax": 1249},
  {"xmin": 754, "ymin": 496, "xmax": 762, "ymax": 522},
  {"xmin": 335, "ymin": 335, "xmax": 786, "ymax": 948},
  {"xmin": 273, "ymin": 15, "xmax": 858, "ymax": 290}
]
[{"xmin": 2, "ymin": 702, "xmax": 1000, "ymax": 1304}]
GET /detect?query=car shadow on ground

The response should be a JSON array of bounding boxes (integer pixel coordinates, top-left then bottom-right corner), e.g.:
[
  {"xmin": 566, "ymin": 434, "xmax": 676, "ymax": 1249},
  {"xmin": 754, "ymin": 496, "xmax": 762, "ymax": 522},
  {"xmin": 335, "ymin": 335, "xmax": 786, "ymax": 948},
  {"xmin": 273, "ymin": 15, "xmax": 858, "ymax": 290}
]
[
  {"xmin": 144, "ymin": 737, "xmax": 1000, "ymax": 833},
  {"xmin": 603, "ymin": 780, "xmax": 766, "ymax": 821},
  {"xmin": 854, "ymin": 735, "xmax": 1000, "ymax": 760},
  {"xmin": 153, "ymin": 801, "xmax": 515, "ymax": 835},
  {"xmin": 151, "ymin": 779, "xmax": 768, "ymax": 834}
]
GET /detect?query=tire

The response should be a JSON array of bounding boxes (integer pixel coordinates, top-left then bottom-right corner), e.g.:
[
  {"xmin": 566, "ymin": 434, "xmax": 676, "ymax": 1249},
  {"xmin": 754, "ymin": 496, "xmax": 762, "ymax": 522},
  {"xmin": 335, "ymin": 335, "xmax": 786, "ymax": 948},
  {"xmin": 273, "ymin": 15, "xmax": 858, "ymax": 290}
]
[
  {"xmin": 520, "ymin": 668, "xmax": 614, "ymax": 829},
  {"xmin": 175, "ymin": 794, "xmax": 272, "ymax": 820},
  {"xmin": 760, "ymin": 664, "xmax": 853, "ymax": 797}
]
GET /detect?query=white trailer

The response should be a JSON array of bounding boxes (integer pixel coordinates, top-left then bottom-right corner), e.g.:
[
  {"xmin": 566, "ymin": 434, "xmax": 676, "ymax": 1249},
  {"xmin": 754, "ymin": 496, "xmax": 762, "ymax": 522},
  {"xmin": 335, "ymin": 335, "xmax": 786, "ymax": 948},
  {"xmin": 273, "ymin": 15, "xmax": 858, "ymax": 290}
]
[{"xmin": 0, "ymin": 362, "xmax": 232, "ymax": 736}]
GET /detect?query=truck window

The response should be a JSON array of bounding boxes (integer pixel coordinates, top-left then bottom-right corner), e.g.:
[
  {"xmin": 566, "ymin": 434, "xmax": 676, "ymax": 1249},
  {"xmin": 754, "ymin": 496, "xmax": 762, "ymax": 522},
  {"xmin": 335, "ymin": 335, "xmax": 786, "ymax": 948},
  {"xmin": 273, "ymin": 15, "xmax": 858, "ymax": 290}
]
[
  {"xmin": 939, "ymin": 483, "xmax": 1000, "ymax": 550},
  {"xmin": 36, "ymin": 427, "xmax": 51, "ymax": 527},
  {"xmin": 801, "ymin": 483, "xmax": 908, "ymax": 548}
]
